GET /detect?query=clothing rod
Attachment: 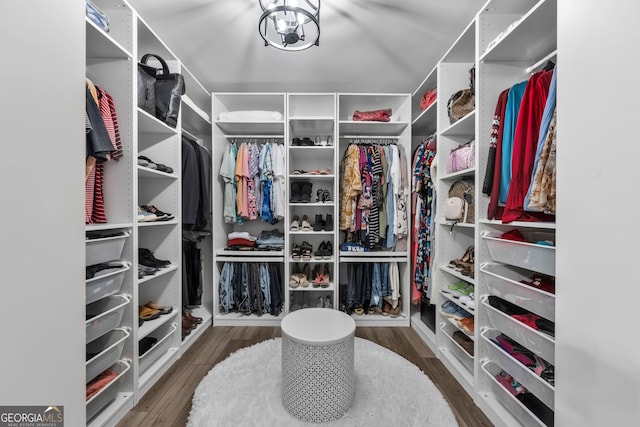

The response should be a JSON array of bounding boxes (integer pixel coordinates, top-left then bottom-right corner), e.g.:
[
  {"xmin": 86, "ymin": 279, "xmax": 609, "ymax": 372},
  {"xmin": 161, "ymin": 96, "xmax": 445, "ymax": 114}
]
[
  {"xmin": 341, "ymin": 135, "xmax": 399, "ymax": 140},
  {"xmin": 526, "ymin": 49, "xmax": 557, "ymax": 73},
  {"xmin": 223, "ymin": 134, "xmax": 284, "ymax": 139},
  {"xmin": 182, "ymin": 129, "xmax": 201, "ymax": 143}
]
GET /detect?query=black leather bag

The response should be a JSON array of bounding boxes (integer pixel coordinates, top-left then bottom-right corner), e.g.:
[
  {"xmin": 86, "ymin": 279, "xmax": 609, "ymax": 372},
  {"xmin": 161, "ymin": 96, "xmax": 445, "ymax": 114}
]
[
  {"xmin": 137, "ymin": 61, "xmax": 156, "ymax": 116},
  {"xmin": 139, "ymin": 54, "xmax": 186, "ymax": 127}
]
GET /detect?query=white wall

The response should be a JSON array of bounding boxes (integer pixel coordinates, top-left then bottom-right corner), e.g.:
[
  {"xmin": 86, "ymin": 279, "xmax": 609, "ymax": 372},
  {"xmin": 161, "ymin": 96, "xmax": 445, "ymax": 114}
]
[
  {"xmin": 557, "ymin": 1, "xmax": 640, "ymax": 425},
  {"xmin": 0, "ymin": 0, "xmax": 85, "ymax": 422}
]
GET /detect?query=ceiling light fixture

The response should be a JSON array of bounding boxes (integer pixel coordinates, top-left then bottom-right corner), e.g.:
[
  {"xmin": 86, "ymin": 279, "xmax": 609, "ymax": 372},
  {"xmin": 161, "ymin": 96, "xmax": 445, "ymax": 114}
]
[{"xmin": 258, "ymin": 0, "xmax": 320, "ymax": 51}]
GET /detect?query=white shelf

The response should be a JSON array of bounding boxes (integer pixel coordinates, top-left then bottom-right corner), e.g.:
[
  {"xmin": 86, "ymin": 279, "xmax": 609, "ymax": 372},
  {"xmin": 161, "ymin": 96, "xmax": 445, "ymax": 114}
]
[
  {"xmin": 85, "ymin": 223, "xmax": 133, "ymax": 232},
  {"xmin": 439, "ymin": 219, "xmax": 475, "ymax": 229},
  {"xmin": 412, "ymin": 101, "xmax": 438, "ymax": 135},
  {"xmin": 289, "ymin": 283, "xmax": 335, "ymax": 292},
  {"xmin": 479, "ymin": 219, "xmax": 556, "ymax": 229},
  {"xmin": 181, "ymin": 98, "xmax": 211, "ymax": 135},
  {"xmin": 85, "ymin": 18, "xmax": 132, "ymax": 59},
  {"xmin": 479, "ymin": 0, "xmax": 556, "ymax": 64},
  {"xmin": 137, "ymin": 165, "xmax": 178, "ymax": 180},
  {"xmin": 439, "ymin": 290, "xmax": 475, "ymax": 315},
  {"xmin": 339, "ymin": 120, "xmax": 409, "ymax": 136},
  {"xmin": 138, "ymin": 108, "xmax": 179, "ymax": 135},
  {"xmin": 215, "ymin": 249, "xmax": 284, "ymax": 257},
  {"xmin": 439, "ymin": 264, "xmax": 476, "ymax": 284},
  {"xmin": 138, "ymin": 310, "xmax": 179, "ymax": 340},
  {"xmin": 137, "ymin": 347, "xmax": 180, "ymax": 397},
  {"xmin": 138, "ymin": 264, "xmax": 178, "ymax": 285},
  {"xmin": 214, "ymin": 312, "xmax": 285, "ymax": 326},
  {"xmin": 137, "ymin": 219, "xmax": 179, "ymax": 228},
  {"xmin": 214, "ymin": 121, "xmax": 285, "ymax": 135},
  {"xmin": 440, "ymin": 110, "xmax": 475, "ymax": 137},
  {"xmin": 440, "ymin": 167, "xmax": 475, "ymax": 181}
]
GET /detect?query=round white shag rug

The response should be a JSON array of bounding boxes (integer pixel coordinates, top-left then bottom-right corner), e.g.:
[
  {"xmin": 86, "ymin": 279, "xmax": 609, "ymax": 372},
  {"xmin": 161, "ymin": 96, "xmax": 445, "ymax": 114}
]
[{"xmin": 187, "ymin": 337, "xmax": 459, "ymax": 427}]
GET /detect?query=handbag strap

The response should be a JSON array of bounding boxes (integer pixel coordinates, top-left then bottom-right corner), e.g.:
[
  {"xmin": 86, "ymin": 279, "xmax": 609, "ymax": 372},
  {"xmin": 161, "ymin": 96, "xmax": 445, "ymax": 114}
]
[{"xmin": 140, "ymin": 53, "xmax": 170, "ymax": 76}]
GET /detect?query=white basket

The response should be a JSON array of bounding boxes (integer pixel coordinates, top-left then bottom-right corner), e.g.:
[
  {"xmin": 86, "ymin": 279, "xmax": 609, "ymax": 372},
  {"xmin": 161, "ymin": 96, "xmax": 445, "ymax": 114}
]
[
  {"xmin": 482, "ymin": 296, "xmax": 555, "ymax": 364},
  {"xmin": 440, "ymin": 322, "xmax": 474, "ymax": 373},
  {"xmin": 481, "ymin": 328, "xmax": 554, "ymax": 410},
  {"xmin": 86, "ymin": 359, "xmax": 130, "ymax": 422},
  {"xmin": 85, "ymin": 263, "xmax": 130, "ymax": 305},
  {"xmin": 86, "ymin": 328, "xmax": 130, "ymax": 384},
  {"xmin": 86, "ymin": 294, "xmax": 130, "ymax": 344},
  {"xmin": 482, "ymin": 231, "xmax": 555, "ymax": 276},
  {"xmin": 138, "ymin": 322, "xmax": 178, "ymax": 374},
  {"xmin": 481, "ymin": 263, "xmax": 555, "ymax": 321},
  {"xmin": 480, "ymin": 361, "xmax": 548, "ymax": 427},
  {"xmin": 86, "ymin": 231, "xmax": 130, "ymax": 266}
]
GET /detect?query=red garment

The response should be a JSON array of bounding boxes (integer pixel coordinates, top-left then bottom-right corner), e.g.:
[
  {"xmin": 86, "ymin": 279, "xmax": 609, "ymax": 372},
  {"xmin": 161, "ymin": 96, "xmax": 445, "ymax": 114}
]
[
  {"xmin": 86, "ymin": 369, "xmax": 117, "ymax": 400},
  {"xmin": 227, "ymin": 238, "xmax": 256, "ymax": 247},
  {"xmin": 502, "ymin": 70, "xmax": 555, "ymax": 223},
  {"xmin": 520, "ymin": 275, "xmax": 555, "ymax": 294},
  {"xmin": 512, "ymin": 313, "xmax": 541, "ymax": 330},
  {"xmin": 97, "ymin": 86, "xmax": 123, "ymax": 160},
  {"xmin": 500, "ymin": 228, "xmax": 526, "ymax": 242},
  {"xmin": 487, "ymin": 89, "xmax": 510, "ymax": 220}
]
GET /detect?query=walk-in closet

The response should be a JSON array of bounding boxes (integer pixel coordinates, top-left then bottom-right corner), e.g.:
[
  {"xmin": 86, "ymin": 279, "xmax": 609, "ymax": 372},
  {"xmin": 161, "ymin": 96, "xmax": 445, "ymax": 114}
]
[{"xmin": 3, "ymin": 0, "xmax": 639, "ymax": 426}]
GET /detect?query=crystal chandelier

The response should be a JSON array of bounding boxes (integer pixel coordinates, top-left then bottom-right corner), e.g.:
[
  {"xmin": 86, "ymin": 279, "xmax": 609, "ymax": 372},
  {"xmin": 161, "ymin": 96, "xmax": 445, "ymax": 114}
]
[{"xmin": 258, "ymin": 0, "xmax": 320, "ymax": 51}]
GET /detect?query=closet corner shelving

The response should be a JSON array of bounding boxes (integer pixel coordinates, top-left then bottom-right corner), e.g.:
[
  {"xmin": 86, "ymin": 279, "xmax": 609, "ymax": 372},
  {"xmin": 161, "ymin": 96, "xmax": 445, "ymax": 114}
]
[
  {"xmin": 85, "ymin": 2, "xmax": 213, "ymax": 425},
  {"xmin": 337, "ymin": 93, "xmax": 412, "ymax": 327},
  {"xmin": 410, "ymin": 1, "xmax": 557, "ymax": 426},
  {"xmin": 211, "ymin": 92, "xmax": 286, "ymax": 326}
]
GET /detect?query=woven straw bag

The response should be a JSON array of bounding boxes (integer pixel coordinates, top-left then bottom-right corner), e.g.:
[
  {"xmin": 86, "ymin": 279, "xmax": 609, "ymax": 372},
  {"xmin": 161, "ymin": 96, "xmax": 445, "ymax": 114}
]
[{"xmin": 448, "ymin": 180, "xmax": 475, "ymax": 223}]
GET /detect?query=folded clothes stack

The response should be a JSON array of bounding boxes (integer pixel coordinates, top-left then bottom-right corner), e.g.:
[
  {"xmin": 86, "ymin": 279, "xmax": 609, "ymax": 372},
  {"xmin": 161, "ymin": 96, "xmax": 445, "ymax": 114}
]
[
  {"xmin": 226, "ymin": 231, "xmax": 257, "ymax": 250},
  {"xmin": 256, "ymin": 229, "xmax": 284, "ymax": 251}
]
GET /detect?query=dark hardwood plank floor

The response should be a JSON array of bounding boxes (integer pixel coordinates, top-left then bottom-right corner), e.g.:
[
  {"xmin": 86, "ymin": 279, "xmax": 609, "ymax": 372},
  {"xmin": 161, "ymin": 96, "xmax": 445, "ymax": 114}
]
[{"xmin": 116, "ymin": 326, "xmax": 493, "ymax": 427}]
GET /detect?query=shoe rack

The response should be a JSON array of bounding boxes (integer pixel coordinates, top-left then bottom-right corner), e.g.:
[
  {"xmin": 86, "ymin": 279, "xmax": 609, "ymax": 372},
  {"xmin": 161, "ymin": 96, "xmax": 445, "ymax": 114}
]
[
  {"xmin": 409, "ymin": 1, "xmax": 557, "ymax": 426},
  {"xmin": 84, "ymin": 2, "xmax": 213, "ymax": 425},
  {"xmin": 287, "ymin": 93, "xmax": 337, "ymax": 312},
  {"xmin": 336, "ymin": 93, "xmax": 412, "ymax": 326}
]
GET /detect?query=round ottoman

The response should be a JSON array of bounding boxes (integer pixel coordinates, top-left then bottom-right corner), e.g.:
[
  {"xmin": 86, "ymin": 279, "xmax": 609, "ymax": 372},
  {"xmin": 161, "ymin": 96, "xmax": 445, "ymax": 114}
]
[{"xmin": 281, "ymin": 308, "xmax": 356, "ymax": 423}]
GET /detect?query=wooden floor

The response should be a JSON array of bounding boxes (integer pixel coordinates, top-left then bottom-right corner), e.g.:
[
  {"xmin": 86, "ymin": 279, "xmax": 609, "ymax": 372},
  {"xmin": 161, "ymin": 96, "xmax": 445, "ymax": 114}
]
[{"xmin": 116, "ymin": 326, "xmax": 493, "ymax": 427}]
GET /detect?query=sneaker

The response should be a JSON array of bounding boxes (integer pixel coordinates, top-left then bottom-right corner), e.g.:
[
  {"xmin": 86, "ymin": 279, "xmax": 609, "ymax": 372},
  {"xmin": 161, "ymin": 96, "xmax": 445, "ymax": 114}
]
[
  {"xmin": 137, "ymin": 207, "xmax": 157, "ymax": 222},
  {"xmin": 451, "ymin": 283, "xmax": 474, "ymax": 298},
  {"xmin": 459, "ymin": 293, "xmax": 475, "ymax": 310},
  {"xmin": 443, "ymin": 281, "xmax": 468, "ymax": 294},
  {"xmin": 440, "ymin": 301, "xmax": 471, "ymax": 320}
]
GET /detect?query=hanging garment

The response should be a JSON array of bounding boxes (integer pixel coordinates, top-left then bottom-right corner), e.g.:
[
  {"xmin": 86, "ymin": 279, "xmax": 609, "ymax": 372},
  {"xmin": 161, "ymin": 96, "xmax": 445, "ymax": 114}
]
[
  {"xmin": 528, "ymin": 111, "xmax": 557, "ymax": 213},
  {"xmin": 502, "ymin": 69, "xmax": 555, "ymax": 223},
  {"xmin": 220, "ymin": 143, "xmax": 237, "ymax": 224},
  {"xmin": 182, "ymin": 137, "xmax": 200, "ymax": 226},
  {"xmin": 499, "ymin": 80, "xmax": 527, "ymax": 204},
  {"xmin": 182, "ymin": 240, "xmax": 202, "ymax": 306},
  {"xmin": 524, "ymin": 67, "xmax": 557, "ymax": 212},
  {"xmin": 339, "ymin": 144, "xmax": 362, "ymax": 231},
  {"xmin": 486, "ymin": 89, "xmax": 511, "ymax": 220}
]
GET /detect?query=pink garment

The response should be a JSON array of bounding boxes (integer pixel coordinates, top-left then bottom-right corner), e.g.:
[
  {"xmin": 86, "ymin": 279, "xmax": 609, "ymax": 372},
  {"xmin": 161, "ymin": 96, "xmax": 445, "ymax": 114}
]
[{"xmin": 512, "ymin": 313, "xmax": 541, "ymax": 330}]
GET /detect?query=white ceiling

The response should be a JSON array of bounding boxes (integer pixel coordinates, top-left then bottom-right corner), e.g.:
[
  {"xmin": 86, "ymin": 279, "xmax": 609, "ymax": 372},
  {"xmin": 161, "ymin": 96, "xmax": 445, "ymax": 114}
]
[{"xmin": 127, "ymin": 0, "xmax": 483, "ymax": 94}]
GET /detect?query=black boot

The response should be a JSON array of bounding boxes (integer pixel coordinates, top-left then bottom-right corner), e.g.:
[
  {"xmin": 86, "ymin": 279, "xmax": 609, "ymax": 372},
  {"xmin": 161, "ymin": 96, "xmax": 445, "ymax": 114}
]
[
  {"xmin": 313, "ymin": 214, "xmax": 324, "ymax": 231},
  {"xmin": 299, "ymin": 182, "xmax": 312, "ymax": 203},
  {"xmin": 290, "ymin": 181, "xmax": 301, "ymax": 203},
  {"xmin": 324, "ymin": 214, "xmax": 334, "ymax": 231}
]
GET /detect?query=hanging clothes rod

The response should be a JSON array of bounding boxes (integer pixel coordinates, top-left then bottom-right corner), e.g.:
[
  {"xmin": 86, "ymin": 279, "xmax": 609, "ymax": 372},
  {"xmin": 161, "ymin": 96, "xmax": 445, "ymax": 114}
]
[
  {"xmin": 182, "ymin": 129, "xmax": 201, "ymax": 143},
  {"xmin": 341, "ymin": 135, "xmax": 399, "ymax": 140},
  {"xmin": 526, "ymin": 49, "xmax": 557, "ymax": 74},
  {"xmin": 224, "ymin": 134, "xmax": 284, "ymax": 139}
]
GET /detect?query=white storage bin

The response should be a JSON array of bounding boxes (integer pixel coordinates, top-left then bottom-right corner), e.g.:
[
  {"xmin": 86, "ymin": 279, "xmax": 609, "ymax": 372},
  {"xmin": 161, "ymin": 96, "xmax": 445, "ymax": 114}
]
[
  {"xmin": 480, "ymin": 361, "xmax": 548, "ymax": 427},
  {"xmin": 86, "ymin": 359, "xmax": 130, "ymax": 422},
  {"xmin": 86, "ymin": 262, "xmax": 130, "ymax": 305},
  {"xmin": 86, "ymin": 328, "xmax": 130, "ymax": 384},
  {"xmin": 86, "ymin": 231, "xmax": 130, "ymax": 266},
  {"xmin": 481, "ymin": 263, "xmax": 555, "ymax": 321},
  {"xmin": 482, "ymin": 231, "xmax": 555, "ymax": 276},
  {"xmin": 138, "ymin": 322, "xmax": 178, "ymax": 374},
  {"xmin": 482, "ymin": 296, "xmax": 555, "ymax": 364},
  {"xmin": 86, "ymin": 294, "xmax": 130, "ymax": 344},
  {"xmin": 440, "ymin": 323, "xmax": 474, "ymax": 373},
  {"xmin": 481, "ymin": 328, "xmax": 554, "ymax": 410}
]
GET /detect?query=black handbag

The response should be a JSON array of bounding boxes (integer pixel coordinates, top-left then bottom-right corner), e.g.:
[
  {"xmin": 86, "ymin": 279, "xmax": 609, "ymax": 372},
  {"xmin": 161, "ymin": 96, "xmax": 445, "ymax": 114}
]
[
  {"xmin": 137, "ymin": 61, "xmax": 156, "ymax": 116},
  {"xmin": 139, "ymin": 54, "xmax": 186, "ymax": 127}
]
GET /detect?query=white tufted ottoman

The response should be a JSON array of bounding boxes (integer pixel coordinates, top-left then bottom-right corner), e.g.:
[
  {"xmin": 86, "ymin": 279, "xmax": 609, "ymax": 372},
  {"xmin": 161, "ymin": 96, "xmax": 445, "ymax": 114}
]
[{"xmin": 281, "ymin": 307, "xmax": 356, "ymax": 423}]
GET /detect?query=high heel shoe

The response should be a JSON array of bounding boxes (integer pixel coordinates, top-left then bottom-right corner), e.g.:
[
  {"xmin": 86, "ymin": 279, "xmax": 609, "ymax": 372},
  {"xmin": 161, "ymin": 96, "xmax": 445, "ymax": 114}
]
[
  {"xmin": 320, "ymin": 263, "xmax": 330, "ymax": 288},
  {"xmin": 300, "ymin": 263, "xmax": 311, "ymax": 287},
  {"xmin": 449, "ymin": 245, "xmax": 474, "ymax": 269},
  {"xmin": 301, "ymin": 241, "xmax": 312, "ymax": 261},
  {"xmin": 311, "ymin": 264, "xmax": 322, "ymax": 288}
]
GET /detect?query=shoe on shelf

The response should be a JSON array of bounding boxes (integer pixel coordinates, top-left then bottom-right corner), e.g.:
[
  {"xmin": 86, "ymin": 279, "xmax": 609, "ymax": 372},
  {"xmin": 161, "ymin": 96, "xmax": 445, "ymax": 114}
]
[
  {"xmin": 452, "ymin": 331, "xmax": 474, "ymax": 356},
  {"xmin": 140, "ymin": 205, "xmax": 174, "ymax": 221},
  {"xmin": 324, "ymin": 214, "xmax": 334, "ymax": 231},
  {"xmin": 327, "ymin": 135, "xmax": 333, "ymax": 146},
  {"xmin": 313, "ymin": 214, "xmax": 324, "ymax": 231},
  {"xmin": 440, "ymin": 300, "xmax": 471, "ymax": 320},
  {"xmin": 443, "ymin": 281, "xmax": 468, "ymax": 294},
  {"xmin": 290, "ymin": 182, "xmax": 302, "ymax": 203},
  {"xmin": 300, "ymin": 263, "xmax": 311, "ymax": 287},
  {"xmin": 139, "ymin": 248, "xmax": 171, "ymax": 268},
  {"xmin": 137, "ymin": 207, "xmax": 158, "ymax": 222},
  {"xmin": 299, "ymin": 182, "xmax": 313, "ymax": 203},
  {"xmin": 314, "ymin": 241, "xmax": 327, "ymax": 259},
  {"xmin": 459, "ymin": 293, "xmax": 475, "ymax": 310},
  {"xmin": 315, "ymin": 296, "xmax": 325, "ymax": 308},
  {"xmin": 138, "ymin": 155, "xmax": 173, "ymax": 173},
  {"xmin": 323, "ymin": 241, "xmax": 333, "ymax": 259},
  {"xmin": 320, "ymin": 263, "xmax": 330, "ymax": 288},
  {"xmin": 451, "ymin": 283, "xmax": 474, "ymax": 298},
  {"xmin": 457, "ymin": 317, "xmax": 475, "ymax": 335},
  {"xmin": 291, "ymin": 243, "xmax": 302, "ymax": 261},
  {"xmin": 301, "ymin": 241, "xmax": 313, "ymax": 261},
  {"xmin": 311, "ymin": 264, "xmax": 323, "ymax": 288},
  {"xmin": 300, "ymin": 215, "xmax": 312, "ymax": 231},
  {"xmin": 290, "ymin": 215, "xmax": 300, "ymax": 231}
]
